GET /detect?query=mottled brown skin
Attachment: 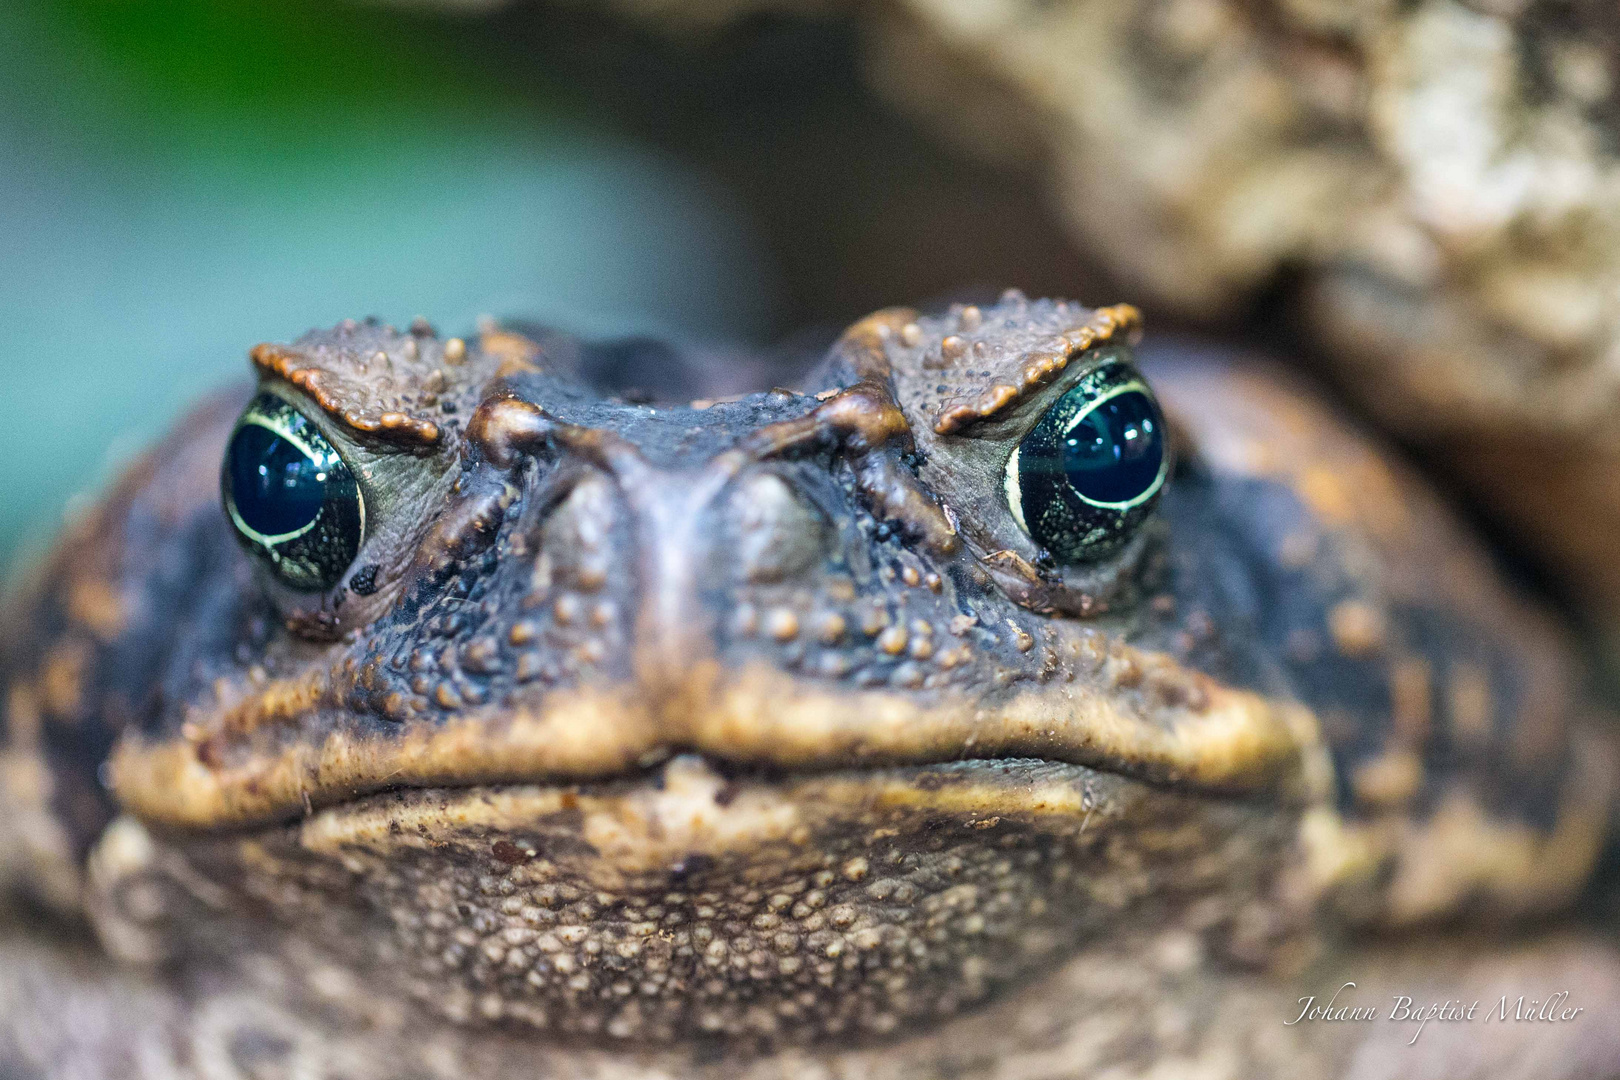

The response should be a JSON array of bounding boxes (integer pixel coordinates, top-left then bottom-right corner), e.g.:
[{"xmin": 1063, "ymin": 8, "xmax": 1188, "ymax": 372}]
[{"xmin": 0, "ymin": 297, "xmax": 1615, "ymax": 1077}]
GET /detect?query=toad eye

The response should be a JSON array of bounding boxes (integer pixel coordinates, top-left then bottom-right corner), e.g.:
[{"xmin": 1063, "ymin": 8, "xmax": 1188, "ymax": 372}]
[
  {"xmin": 1004, "ymin": 360, "xmax": 1168, "ymax": 562},
  {"xmin": 222, "ymin": 393, "xmax": 364, "ymax": 591}
]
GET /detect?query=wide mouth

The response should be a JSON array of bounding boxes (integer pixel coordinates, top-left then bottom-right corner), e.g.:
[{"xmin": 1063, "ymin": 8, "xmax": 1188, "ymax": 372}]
[
  {"xmin": 108, "ymin": 657, "xmax": 1320, "ymax": 833},
  {"xmin": 295, "ymin": 757, "xmax": 1119, "ymax": 865}
]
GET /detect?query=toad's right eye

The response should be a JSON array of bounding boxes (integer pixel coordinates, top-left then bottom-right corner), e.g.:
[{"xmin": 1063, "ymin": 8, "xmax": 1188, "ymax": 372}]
[
  {"xmin": 1003, "ymin": 357, "xmax": 1168, "ymax": 563},
  {"xmin": 221, "ymin": 393, "xmax": 364, "ymax": 592}
]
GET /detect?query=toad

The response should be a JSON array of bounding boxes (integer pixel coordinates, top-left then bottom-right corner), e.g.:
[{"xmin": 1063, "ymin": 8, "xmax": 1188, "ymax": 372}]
[{"xmin": 0, "ymin": 295, "xmax": 1613, "ymax": 1076}]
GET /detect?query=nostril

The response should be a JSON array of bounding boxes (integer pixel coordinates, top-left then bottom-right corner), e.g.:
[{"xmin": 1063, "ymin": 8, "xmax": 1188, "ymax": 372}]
[{"xmin": 732, "ymin": 472, "xmax": 830, "ymax": 584}]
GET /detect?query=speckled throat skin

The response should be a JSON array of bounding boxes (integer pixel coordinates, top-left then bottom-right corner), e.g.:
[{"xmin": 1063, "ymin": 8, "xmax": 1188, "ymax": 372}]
[{"xmin": 0, "ymin": 296, "xmax": 1615, "ymax": 1075}]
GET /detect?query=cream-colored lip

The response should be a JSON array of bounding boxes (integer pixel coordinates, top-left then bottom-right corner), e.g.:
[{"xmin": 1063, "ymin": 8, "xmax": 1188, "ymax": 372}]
[
  {"xmin": 108, "ymin": 646, "xmax": 1323, "ymax": 832},
  {"xmin": 296, "ymin": 757, "xmax": 1124, "ymax": 877}
]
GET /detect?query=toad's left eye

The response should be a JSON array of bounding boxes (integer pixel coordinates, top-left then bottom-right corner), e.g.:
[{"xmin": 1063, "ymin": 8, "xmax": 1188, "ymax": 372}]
[
  {"xmin": 222, "ymin": 393, "xmax": 364, "ymax": 591},
  {"xmin": 1004, "ymin": 359, "xmax": 1168, "ymax": 562}
]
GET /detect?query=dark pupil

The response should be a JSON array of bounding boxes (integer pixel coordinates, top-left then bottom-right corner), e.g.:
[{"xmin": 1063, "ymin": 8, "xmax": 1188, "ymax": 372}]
[
  {"xmin": 226, "ymin": 424, "xmax": 327, "ymax": 536},
  {"xmin": 222, "ymin": 394, "xmax": 363, "ymax": 593},
  {"xmin": 1060, "ymin": 390, "xmax": 1162, "ymax": 504}
]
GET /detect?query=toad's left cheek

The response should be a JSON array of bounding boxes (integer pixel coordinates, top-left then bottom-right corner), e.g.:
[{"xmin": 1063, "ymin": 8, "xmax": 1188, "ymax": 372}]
[{"xmin": 1144, "ymin": 348, "xmax": 1616, "ymax": 925}]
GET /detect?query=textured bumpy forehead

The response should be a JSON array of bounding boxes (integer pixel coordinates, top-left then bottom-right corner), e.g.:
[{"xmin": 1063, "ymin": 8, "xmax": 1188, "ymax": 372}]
[
  {"xmin": 249, "ymin": 318, "xmax": 529, "ymax": 448},
  {"xmin": 879, "ymin": 295, "xmax": 1143, "ymax": 435}
]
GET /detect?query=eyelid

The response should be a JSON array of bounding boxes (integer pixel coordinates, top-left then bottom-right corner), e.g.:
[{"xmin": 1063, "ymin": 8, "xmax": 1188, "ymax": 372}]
[{"xmin": 1003, "ymin": 346, "xmax": 1136, "ymax": 441}]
